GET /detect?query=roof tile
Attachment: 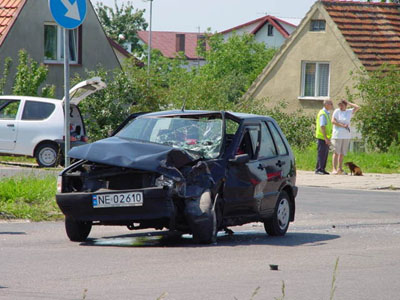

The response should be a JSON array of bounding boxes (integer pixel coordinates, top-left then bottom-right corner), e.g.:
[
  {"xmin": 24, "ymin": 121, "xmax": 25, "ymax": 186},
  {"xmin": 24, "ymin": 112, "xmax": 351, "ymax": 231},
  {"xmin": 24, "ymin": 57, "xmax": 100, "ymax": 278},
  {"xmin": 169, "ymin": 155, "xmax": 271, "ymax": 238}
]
[
  {"xmin": 323, "ymin": 0, "xmax": 400, "ymax": 71},
  {"xmin": 0, "ymin": 0, "xmax": 26, "ymax": 46},
  {"xmin": 137, "ymin": 31, "xmax": 204, "ymax": 60}
]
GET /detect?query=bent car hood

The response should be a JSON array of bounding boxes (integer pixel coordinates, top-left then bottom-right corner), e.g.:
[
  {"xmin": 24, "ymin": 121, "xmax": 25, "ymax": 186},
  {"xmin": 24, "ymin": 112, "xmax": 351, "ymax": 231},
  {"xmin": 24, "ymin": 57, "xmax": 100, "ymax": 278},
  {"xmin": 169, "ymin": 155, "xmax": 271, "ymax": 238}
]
[{"xmin": 68, "ymin": 136, "xmax": 198, "ymax": 181}]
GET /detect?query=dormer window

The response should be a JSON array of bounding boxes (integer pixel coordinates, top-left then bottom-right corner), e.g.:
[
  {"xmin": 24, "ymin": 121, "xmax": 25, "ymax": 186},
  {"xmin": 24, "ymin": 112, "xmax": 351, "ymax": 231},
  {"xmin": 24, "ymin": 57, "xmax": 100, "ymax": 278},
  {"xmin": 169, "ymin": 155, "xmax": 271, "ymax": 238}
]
[
  {"xmin": 176, "ymin": 34, "xmax": 185, "ymax": 53},
  {"xmin": 267, "ymin": 24, "xmax": 274, "ymax": 36},
  {"xmin": 310, "ymin": 20, "xmax": 326, "ymax": 32}
]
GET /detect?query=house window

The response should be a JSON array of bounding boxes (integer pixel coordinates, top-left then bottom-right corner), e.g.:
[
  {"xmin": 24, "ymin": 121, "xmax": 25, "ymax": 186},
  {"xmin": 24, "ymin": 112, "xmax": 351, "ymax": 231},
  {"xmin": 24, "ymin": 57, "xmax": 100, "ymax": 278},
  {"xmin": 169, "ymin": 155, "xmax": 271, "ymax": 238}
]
[
  {"xmin": 301, "ymin": 62, "xmax": 330, "ymax": 98},
  {"xmin": 44, "ymin": 24, "xmax": 79, "ymax": 63},
  {"xmin": 267, "ymin": 24, "xmax": 274, "ymax": 36},
  {"xmin": 310, "ymin": 20, "xmax": 326, "ymax": 32}
]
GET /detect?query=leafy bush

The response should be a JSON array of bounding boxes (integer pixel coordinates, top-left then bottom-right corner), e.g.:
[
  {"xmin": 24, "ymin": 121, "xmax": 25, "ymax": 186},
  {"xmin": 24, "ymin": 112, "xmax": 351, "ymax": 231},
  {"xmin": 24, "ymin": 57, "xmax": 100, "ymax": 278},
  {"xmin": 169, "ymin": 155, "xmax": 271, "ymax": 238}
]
[
  {"xmin": 350, "ymin": 64, "xmax": 400, "ymax": 152},
  {"xmin": 238, "ymin": 98, "xmax": 315, "ymax": 149},
  {"xmin": 72, "ymin": 63, "xmax": 168, "ymax": 141},
  {"xmin": 12, "ymin": 50, "xmax": 55, "ymax": 97}
]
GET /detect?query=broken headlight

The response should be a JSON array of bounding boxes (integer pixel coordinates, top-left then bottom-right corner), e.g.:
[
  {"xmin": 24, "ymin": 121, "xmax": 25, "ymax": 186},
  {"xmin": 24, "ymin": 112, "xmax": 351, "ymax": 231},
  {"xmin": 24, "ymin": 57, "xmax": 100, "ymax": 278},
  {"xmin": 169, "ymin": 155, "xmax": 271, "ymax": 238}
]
[{"xmin": 155, "ymin": 175, "xmax": 174, "ymax": 188}]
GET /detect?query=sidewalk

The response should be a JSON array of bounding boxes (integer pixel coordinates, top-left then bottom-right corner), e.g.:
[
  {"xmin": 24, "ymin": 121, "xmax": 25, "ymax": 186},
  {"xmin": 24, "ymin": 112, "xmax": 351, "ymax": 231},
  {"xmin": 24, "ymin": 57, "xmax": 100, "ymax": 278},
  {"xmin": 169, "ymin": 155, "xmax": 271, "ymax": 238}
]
[{"xmin": 297, "ymin": 170, "xmax": 400, "ymax": 191}]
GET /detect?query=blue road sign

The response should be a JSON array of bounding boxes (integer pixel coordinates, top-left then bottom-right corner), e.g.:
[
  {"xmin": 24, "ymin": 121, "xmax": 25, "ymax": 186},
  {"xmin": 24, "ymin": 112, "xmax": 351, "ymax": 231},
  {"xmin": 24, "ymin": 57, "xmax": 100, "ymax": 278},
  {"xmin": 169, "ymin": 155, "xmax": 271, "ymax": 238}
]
[{"xmin": 49, "ymin": 0, "xmax": 87, "ymax": 29}]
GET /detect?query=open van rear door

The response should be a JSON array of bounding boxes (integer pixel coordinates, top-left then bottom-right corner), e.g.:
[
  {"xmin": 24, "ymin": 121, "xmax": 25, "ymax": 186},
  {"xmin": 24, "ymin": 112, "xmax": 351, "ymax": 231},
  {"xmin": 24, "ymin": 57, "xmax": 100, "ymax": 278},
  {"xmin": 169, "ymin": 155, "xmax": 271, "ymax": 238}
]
[{"xmin": 62, "ymin": 77, "xmax": 107, "ymax": 105}]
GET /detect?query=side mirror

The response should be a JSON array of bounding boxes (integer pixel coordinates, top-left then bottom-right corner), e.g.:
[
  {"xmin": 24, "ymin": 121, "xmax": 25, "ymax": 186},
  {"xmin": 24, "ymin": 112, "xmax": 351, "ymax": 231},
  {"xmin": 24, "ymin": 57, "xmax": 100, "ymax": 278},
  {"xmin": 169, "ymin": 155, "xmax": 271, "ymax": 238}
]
[{"xmin": 229, "ymin": 153, "xmax": 250, "ymax": 165}]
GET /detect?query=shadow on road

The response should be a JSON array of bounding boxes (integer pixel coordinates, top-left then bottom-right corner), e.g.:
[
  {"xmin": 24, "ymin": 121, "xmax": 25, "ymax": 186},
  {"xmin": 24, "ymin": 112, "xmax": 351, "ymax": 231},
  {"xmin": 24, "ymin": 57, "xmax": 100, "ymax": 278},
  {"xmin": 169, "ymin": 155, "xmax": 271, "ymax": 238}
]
[
  {"xmin": 0, "ymin": 231, "xmax": 26, "ymax": 235},
  {"xmin": 81, "ymin": 230, "xmax": 340, "ymax": 248}
]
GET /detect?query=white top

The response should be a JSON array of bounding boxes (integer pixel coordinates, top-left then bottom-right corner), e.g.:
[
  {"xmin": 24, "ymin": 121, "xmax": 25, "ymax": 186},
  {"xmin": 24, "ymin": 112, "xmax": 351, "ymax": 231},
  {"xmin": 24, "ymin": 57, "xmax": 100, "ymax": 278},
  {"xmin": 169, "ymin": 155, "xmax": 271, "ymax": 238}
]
[{"xmin": 332, "ymin": 108, "xmax": 354, "ymax": 139}]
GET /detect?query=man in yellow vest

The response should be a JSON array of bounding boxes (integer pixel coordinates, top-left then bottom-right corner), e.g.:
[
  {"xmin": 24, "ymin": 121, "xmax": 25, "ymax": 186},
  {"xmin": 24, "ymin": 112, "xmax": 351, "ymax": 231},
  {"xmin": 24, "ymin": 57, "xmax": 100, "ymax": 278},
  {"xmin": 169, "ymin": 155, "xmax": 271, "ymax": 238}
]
[{"xmin": 315, "ymin": 100, "xmax": 333, "ymax": 175}]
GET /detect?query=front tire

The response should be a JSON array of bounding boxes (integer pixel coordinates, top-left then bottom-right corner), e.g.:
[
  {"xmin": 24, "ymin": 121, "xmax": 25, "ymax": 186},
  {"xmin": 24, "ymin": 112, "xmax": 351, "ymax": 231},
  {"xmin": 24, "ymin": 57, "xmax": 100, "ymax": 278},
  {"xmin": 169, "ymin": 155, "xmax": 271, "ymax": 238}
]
[
  {"xmin": 35, "ymin": 143, "xmax": 59, "ymax": 168},
  {"xmin": 264, "ymin": 191, "xmax": 291, "ymax": 236},
  {"xmin": 65, "ymin": 216, "xmax": 92, "ymax": 242},
  {"xmin": 185, "ymin": 190, "xmax": 217, "ymax": 244}
]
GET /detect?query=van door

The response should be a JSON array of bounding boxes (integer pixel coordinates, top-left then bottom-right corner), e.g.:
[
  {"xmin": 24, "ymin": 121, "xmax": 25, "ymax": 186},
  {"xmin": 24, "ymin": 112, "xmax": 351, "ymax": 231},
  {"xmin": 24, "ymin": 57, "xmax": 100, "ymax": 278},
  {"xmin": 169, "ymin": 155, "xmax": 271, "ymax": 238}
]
[
  {"xmin": 0, "ymin": 99, "xmax": 21, "ymax": 150},
  {"xmin": 64, "ymin": 77, "xmax": 107, "ymax": 138}
]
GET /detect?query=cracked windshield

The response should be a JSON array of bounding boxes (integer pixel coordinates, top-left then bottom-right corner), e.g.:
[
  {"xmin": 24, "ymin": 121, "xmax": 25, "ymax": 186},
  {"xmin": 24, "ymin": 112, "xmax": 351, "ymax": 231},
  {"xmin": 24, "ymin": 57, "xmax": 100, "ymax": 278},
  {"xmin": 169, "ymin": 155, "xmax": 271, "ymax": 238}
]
[{"xmin": 116, "ymin": 115, "xmax": 223, "ymax": 159}]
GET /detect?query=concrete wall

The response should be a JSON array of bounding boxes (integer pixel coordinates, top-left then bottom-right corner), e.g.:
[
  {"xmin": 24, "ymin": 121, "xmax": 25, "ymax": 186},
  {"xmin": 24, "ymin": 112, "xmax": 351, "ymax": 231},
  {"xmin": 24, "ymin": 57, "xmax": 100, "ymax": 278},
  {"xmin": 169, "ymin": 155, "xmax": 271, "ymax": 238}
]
[
  {"xmin": 0, "ymin": 0, "xmax": 120, "ymax": 98},
  {"xmin": 251, "ymin": 9, "xmax": 361, "ymax": 114}
]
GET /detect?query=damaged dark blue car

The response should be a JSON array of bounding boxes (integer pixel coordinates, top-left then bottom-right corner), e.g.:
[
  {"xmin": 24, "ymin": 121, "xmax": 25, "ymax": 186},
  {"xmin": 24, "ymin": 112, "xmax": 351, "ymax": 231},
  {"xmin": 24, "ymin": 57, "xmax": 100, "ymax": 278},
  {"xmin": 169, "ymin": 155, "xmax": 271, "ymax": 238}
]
[{"xmin": 56, "ymin": 110, "xmax": 297, "ymax": 244}]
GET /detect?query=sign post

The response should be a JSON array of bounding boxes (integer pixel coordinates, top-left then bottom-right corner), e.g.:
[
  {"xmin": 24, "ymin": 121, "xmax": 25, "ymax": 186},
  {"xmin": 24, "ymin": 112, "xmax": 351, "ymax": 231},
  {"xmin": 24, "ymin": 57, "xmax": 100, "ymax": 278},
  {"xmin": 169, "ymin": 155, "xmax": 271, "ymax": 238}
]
[{"xmin": 49, "ymin": 0, "xmax": 87, "ymax": 167}]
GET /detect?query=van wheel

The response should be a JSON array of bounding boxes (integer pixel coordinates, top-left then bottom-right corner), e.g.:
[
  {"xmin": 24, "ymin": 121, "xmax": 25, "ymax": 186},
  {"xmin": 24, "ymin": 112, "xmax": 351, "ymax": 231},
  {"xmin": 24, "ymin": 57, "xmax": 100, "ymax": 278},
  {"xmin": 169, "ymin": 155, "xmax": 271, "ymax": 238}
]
[
  {"xmin": 264, "ymin": 191, "xmax": 291, "ymax": 236},
  {"xmin": 65, "ymin": 216, "xmax": 92, "ymax": 242},
  {"xmin": 35, "ymin": 143, "xmax": 59, "ymax": 168}
]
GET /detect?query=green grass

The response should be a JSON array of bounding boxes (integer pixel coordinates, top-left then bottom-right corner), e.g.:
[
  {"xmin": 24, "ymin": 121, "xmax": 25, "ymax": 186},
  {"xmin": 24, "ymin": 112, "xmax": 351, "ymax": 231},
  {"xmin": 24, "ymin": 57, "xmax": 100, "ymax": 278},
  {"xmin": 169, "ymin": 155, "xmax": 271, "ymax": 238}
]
[
  {"xmin": 293, "ymin": 144, "xmax": 400, "ymax": 174},
  {"xmin": 0, "ymin": 155, "xmax": 36, "ymax": 164},
  {"xmin": 0, "ymin": 176, "xmax": 61, "ymax": 221}
]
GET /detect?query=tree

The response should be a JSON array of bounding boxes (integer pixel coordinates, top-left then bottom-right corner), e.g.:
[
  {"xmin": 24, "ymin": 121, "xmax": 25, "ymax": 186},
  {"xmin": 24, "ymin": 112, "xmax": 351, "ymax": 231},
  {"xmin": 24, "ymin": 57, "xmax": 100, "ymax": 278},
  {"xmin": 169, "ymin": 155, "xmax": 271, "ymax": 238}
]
[
  {"xmin": 0, "ymin": 57, "xmax": 12, "ymax": 95},
  {"xmin": 350, "ymin": 64, "xmax": 400, "ymax": 151},
  {"xmin": 12, "ymin": 50, "xmax": 55, "ymax": 97},
  {"xmin": 95, "ymin": 1, "xmax": 148, "ymax": 53}
]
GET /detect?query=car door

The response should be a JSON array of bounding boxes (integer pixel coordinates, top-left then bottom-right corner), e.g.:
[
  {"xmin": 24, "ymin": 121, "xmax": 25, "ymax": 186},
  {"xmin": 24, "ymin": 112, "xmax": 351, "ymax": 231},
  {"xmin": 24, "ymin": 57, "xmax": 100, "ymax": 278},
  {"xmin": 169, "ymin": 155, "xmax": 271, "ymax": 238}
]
[
  {"xmin": 258, "ymin": 121, "xmax": 283, "ymax": 214},
  {"xmin": 223, "ymin": 124, "xmax": 269, "ymax": 217},
  {"xmin": 0, "ymin": 99, "xmax": 21, "ymax": 150}
]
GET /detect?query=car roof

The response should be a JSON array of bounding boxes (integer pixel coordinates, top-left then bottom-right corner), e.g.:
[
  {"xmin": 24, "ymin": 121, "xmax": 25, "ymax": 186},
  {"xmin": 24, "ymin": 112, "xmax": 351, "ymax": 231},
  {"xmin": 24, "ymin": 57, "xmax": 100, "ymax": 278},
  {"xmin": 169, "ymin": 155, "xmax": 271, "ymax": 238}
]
[
  {"xmin": 0, "ymin": 95, "xmax": 60, "ymax": 103},
  {"xmin": 139, "ymin": 110, "xmax": 273, "ymax": 121}
]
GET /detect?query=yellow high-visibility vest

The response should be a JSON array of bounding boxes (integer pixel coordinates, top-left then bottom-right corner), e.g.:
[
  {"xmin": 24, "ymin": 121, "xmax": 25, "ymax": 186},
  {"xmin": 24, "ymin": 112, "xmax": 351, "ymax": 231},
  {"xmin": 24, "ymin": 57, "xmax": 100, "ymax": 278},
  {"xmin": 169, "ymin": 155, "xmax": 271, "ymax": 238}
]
[{"xmin": 315, "ymin": 109, "xmax": 332, "ymax": 140}]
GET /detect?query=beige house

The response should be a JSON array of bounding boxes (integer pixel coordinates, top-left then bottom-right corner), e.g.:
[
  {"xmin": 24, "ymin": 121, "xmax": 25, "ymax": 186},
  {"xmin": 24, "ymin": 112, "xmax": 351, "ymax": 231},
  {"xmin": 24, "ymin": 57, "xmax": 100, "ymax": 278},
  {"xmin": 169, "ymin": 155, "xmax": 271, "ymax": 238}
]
[{"xmin": 244, "ymin": 0, "xmax": 400, "ymax": 114}]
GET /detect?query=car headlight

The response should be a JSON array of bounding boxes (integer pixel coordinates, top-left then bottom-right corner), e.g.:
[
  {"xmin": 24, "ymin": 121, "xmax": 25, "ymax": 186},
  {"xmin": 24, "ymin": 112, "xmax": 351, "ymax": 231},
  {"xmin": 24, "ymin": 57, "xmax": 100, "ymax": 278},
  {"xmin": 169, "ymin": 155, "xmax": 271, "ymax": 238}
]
[
  {"xmin": 57, "ymin": 176, "xmax": 63, "ymax": 193},
  {"xmin": 155, "ymin": 175, "xmax": 174, "ymax": 188}
]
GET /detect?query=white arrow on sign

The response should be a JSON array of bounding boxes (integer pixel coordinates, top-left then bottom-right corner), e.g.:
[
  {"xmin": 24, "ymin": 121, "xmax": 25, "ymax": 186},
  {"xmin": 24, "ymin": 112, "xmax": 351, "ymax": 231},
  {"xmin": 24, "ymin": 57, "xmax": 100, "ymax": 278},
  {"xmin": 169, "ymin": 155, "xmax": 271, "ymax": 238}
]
[{"xmin": 60, "ymin": 0, "xmax": 81, "ymax": 21}]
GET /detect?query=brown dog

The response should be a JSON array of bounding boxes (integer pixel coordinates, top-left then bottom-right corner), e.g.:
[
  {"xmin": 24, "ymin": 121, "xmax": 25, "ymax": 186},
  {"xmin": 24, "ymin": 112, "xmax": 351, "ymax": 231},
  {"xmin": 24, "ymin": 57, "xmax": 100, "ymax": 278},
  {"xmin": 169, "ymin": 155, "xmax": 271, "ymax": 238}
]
[{"xmin": 345, "ymin": 162, "xmax": 363, "ymax": 176}]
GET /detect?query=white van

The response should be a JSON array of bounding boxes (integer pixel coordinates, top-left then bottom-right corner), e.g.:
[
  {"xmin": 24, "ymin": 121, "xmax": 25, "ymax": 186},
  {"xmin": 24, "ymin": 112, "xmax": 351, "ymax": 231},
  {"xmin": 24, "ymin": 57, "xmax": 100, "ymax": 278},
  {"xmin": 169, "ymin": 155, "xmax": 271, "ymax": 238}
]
[{"xmin": 0, "ymin": 77, "xmax": 106, "ymax": 167}]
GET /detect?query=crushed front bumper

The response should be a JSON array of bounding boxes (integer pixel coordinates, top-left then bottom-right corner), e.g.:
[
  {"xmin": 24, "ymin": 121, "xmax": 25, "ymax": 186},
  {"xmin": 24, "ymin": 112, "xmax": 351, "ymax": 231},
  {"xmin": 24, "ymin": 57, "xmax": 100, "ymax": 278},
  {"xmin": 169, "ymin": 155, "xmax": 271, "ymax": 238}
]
[{"xmin": 56, "ymin": 187, "xmax": 175, "ymax": 224}]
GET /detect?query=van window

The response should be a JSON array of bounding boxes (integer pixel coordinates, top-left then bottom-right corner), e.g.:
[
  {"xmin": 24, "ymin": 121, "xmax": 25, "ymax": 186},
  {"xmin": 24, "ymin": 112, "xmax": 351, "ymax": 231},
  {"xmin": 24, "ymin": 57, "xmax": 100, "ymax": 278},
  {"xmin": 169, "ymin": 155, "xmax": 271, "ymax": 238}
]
[
  {"xmin": 267, "ymin": 121, "xmax": 288, "ymax": 155},
  {"xmin": 22, "ymin": 101, "xmax": 55, "ymax": 120},
  {"xmin": 0, "ymin": 99, "xmax": 20, "ymax": 120}
]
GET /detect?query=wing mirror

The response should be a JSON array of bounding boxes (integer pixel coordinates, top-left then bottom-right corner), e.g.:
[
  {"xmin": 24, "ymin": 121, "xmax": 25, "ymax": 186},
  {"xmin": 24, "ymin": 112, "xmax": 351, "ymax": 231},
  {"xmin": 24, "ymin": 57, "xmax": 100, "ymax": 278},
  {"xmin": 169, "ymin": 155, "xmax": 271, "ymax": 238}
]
[{"xmin": 229, "ymin": 153, "xmax": 250, "ymax": 165}]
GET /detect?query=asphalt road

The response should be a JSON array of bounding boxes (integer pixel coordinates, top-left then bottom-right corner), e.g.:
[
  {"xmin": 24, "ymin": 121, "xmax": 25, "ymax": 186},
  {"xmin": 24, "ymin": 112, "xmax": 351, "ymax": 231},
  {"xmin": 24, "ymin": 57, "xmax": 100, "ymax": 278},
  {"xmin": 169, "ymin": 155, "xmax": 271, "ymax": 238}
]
[{"xmin": 1, "ymin": 187, "xmax": 399, "ymax": 300}]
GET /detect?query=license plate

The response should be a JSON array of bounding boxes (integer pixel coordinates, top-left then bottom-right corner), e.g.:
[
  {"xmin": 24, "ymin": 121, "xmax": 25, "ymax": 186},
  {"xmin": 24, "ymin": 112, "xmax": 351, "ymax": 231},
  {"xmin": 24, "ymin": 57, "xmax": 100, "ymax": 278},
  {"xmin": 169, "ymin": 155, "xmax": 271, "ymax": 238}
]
[{"xmin": 92, "ymin": 192, "xmax": 143, "ymax": 208}]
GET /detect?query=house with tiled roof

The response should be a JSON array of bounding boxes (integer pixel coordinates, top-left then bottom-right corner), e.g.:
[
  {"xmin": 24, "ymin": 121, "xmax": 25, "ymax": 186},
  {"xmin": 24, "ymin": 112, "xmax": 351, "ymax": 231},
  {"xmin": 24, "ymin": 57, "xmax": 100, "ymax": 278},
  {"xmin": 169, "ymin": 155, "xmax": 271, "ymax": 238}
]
[
  {"xmin": 244, "ymin": 0, "xmax": 400, "ymax": 115},
  {"xmin": 220, "ymin": 15, "xmax": 297, "ymax": 49},
  {"xmin": 0, "ymin": 0, "xmax": 121, "ymax": 97},
  {"xmin": 137, "ymin": 31, "xmax": 206, "ymax": 69}
]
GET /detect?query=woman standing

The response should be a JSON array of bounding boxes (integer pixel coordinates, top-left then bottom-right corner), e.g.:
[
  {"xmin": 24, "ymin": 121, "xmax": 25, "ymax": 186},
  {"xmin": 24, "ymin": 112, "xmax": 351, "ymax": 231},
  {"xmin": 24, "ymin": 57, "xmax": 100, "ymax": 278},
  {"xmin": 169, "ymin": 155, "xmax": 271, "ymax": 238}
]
[{"xmin": 331, "ymin": 99, "xmax": 360, "ymax": 175}]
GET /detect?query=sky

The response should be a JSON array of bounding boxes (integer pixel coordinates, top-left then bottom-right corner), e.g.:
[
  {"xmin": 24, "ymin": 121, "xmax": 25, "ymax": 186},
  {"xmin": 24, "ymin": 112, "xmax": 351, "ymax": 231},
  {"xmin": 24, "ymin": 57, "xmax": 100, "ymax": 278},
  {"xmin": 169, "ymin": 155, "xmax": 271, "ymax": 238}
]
[{"xmin": 92, "ymin": 0, "xmax": 318, "ymax": 33}]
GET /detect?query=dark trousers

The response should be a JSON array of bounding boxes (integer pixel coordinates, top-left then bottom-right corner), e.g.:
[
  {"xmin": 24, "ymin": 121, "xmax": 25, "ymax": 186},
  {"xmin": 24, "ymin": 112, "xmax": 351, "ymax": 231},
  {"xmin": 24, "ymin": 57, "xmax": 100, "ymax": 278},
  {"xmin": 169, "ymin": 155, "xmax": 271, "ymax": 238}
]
[{"xmin": 316, "ymin": 138, "xmax": 329, "ymax": 172}]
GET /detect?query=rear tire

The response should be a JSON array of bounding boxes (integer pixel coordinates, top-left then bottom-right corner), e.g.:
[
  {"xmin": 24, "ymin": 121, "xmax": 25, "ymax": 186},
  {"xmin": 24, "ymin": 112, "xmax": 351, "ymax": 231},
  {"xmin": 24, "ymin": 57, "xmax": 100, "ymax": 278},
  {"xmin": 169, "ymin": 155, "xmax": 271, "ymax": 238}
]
[
  {"xmin": 65, "ymin": 216, "xmax": 92, "ymax": 242},
  {"xmin": 264, "ymin": 191, "xmax": 291, "ymax": 236},
  {"xmin": 35, "ymin": 143, "xmax": 59, "ymax": 168}
]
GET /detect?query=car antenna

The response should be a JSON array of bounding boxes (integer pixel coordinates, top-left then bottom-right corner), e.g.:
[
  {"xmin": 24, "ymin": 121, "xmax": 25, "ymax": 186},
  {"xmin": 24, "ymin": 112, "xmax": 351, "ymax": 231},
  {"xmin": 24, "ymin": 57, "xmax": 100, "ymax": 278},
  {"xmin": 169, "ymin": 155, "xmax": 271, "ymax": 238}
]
[{"xmin": 181, "ymin": 98, "xmax": 186, "ymax": 112}]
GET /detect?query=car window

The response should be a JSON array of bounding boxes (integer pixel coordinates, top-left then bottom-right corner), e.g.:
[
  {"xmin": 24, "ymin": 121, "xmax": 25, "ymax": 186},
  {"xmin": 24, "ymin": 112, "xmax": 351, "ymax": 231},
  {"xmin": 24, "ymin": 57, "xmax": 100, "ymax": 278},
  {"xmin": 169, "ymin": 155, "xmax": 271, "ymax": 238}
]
[
  {"xmin": 259, "ymin": 122, "xmax": 277, "ymax": 158},
  {"xmin": 267, "ymin": 121, "xmax": 288, "ymax": 155},
  {"xmin": 117, "ymin": 115, "xmax": 224, "ymax": 159},
  {"xmin": 22, "ymin": 101, "xmax": 55, "ymax": 120},
  {"xmin": 238, "ymin": 126, "xmax": 260, "ymax": 160},
  {"xmin": 0, "ymin": 99, "xmax": 20, "ymax": 120}
]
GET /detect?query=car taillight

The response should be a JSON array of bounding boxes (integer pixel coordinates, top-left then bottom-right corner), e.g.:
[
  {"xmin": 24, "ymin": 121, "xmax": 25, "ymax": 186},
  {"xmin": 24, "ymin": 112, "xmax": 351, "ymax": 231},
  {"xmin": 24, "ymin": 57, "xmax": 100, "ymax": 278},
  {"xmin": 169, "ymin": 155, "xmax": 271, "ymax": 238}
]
[
  {"xmin": 81, "ymin": 136, "xmax": 88, "ymax": 142},
  {"xmin": 57, "ymin": 176, "xmax": 62, "ymax": 193}
]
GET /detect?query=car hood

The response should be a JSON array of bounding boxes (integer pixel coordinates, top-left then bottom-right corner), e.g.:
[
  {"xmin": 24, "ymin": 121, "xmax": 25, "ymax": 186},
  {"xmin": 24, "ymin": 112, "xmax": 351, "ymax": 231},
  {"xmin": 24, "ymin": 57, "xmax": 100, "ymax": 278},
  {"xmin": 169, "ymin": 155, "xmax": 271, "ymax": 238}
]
[{"xmin": 68, "ymin": 136, "xmax": 199, "ymax": 181}]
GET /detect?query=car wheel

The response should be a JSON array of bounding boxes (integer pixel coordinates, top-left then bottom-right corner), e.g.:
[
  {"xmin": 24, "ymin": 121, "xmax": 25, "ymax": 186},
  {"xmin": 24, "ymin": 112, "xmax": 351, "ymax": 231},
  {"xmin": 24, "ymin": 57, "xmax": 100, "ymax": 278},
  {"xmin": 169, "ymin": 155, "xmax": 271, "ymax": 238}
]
[
  {"xmin": 65, "ymin": 216, "xmax": 92, "ymax": 242},
  {"xmin": 35, "ymin": 143, "xmax": 59, "ymax": 168},
  {"xmin": 264, "ymin": 191, "xmax": 291, "ymax": 236},
  {"xmin": 185, "ymin": 190, "xmax": 217, "ymax": 244}
]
